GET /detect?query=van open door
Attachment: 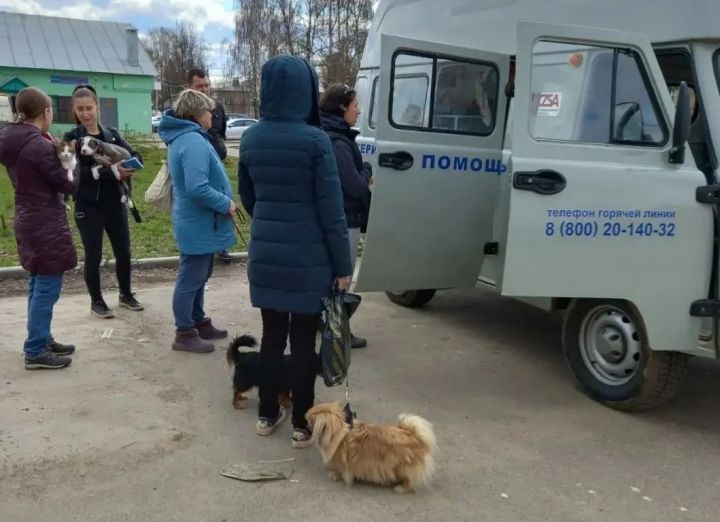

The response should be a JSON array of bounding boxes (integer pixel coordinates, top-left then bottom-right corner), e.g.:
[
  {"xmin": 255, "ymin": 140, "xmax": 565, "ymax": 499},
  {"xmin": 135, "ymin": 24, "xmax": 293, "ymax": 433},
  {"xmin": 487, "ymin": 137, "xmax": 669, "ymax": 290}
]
[
  {"xmin": 501, "ymin": 22, "xmax": 713, "ymax": 353},
  {"xmin": 355, "ymin": 34, "xmax": 510, "ymax": 292}
]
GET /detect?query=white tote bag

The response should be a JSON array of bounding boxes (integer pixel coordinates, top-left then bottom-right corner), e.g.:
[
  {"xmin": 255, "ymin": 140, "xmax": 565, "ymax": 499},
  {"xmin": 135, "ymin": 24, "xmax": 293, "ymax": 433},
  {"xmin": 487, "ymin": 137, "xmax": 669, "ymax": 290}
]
[{"xmin": 144, "ymin": 160, "xmax": 173, "ymax": 212}]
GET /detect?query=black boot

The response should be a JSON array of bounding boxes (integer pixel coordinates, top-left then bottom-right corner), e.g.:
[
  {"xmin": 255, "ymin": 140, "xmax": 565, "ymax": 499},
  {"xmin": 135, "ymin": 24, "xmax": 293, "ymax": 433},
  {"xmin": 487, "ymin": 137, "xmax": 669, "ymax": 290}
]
[{"xmin": 350, "ymin": 332, "xmax": 367, "ymax": 349}]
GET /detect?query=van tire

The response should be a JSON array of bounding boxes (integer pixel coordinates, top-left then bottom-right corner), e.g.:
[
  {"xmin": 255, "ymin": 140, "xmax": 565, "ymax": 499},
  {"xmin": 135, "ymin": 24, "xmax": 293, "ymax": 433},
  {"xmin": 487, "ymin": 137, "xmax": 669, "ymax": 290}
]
[
  {"xmin": 385, "ymin": 290, "xmax": 437, "ymax": 308},
  {"xmin": 563, "ymin": 299, "xmax": 688, "ymax": 411}
]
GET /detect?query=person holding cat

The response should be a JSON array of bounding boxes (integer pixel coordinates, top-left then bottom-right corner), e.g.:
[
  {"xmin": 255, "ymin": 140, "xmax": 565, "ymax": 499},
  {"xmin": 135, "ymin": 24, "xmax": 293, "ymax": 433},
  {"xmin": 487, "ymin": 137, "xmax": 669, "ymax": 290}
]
[
  {"xmin": 64, "ymin": 85, "xmax": 144, "ymax": 319},
  {"xmin": 0, "ymin": 87, "xmax": 79, "ymax": 369}
]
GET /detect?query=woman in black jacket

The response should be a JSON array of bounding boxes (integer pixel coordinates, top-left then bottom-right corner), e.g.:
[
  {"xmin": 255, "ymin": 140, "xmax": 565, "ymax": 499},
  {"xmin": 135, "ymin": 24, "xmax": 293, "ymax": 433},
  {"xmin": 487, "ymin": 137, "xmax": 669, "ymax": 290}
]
[
  {"xmin": 320, "ymin": 84, "xmax": 372, "ymax": 348},
  {"xmin": 64, "ymin": 85, "xmax": 143, "ymax": 318}
]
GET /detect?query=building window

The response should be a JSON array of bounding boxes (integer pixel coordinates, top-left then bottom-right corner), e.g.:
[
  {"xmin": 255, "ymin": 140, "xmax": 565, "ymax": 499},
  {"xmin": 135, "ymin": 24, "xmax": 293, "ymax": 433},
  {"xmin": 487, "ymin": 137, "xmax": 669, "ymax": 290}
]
[{"xmin": 52, "ymin": 96, "xmax": 76, "ymax": 125}]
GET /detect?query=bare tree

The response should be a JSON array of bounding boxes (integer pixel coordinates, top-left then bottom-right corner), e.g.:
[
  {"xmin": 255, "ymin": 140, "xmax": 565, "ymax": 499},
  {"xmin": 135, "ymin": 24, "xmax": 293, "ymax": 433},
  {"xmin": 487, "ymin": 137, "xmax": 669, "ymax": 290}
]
[
  {"xmin": 317, "ymin": 0, "xmax": 373, "ymax": 85},
  {"xmin": 142, "ymin": 22, "xmax": 209, "ymax": 109},
  {"xmin": 228, "ymin": 0, "xmax": 373, "ymax": 113},
  {"xmin": 232, "ymin": 0, "xmax": 275, "ymax": 116}
]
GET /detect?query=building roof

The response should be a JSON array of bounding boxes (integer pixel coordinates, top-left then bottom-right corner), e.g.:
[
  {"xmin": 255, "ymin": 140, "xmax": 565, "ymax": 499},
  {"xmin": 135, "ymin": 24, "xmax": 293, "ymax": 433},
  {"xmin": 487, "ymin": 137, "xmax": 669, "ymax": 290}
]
[{"xmin": 0, "ymin": 11, "xmax": 156, "ymax": 77}]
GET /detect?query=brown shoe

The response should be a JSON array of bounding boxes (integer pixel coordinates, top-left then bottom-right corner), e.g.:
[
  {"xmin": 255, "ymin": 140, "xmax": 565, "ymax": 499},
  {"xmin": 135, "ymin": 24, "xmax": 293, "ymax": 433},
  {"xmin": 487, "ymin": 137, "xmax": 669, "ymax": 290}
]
[
  {"xmin": 172, "ymin": 329, "xmax": 214, "ymax": 353},
  {"xmin": 195, "ymin": 318, "xmax": 228, "ymax": 340}
]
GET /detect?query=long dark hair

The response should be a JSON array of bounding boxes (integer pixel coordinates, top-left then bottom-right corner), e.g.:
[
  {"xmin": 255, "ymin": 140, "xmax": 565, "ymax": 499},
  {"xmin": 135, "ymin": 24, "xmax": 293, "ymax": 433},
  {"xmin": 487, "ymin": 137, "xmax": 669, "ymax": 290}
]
[{"xmin": 319, "ymin": 84, "xmax": 356, "ymax": 117}]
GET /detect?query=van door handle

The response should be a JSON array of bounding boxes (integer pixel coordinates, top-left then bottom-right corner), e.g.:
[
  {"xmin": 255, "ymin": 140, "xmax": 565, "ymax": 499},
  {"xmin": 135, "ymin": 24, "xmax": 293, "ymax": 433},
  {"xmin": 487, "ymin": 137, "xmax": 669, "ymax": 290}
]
[
  {"xmin": 512, "ymin": 169, "xmax": 566, "ymax": 195},
  {"xmin": 378, "ymin": 151, "xmax": 414, "ymax": 171}
]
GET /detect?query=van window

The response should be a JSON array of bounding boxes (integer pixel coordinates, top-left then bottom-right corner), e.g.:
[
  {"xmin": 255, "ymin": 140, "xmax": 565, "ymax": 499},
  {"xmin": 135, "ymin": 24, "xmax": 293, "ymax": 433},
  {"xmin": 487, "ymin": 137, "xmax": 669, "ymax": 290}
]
[
  {"xmin": 369, "ymin": 77, "xmax": 379, "ymax": 129},
  {"xmin": 390, "ymin": 52, "xmax": 498, "ymax": 136},
  {"xmin": 714, "ymin": 48, "xmax": 720, "ymax": 92},
  {"xmin": 530, "ymin": 41, "xmax": 667, "ymax": 146},
  {"xmin": 354, "ymin": 76, "xmax": 369, "ymax": 127},
  {"xmin": 391, "ymin": 54, "xmax": 432, "ymax": 127}
]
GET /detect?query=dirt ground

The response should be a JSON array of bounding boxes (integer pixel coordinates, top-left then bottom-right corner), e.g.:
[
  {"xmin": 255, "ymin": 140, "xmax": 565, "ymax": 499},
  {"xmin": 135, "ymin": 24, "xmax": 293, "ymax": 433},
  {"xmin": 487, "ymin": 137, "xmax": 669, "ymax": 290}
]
[{"xmin": 1, "ymin": 265, "xmax": 720, "ymax": 521}]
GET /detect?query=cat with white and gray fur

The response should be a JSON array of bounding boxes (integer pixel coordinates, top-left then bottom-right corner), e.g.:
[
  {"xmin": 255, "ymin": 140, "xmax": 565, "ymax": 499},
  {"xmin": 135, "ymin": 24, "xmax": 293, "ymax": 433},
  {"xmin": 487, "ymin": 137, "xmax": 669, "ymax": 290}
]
[{"xmin": 56, "ymin": 140, "xmax": 77, "ymax": 182}]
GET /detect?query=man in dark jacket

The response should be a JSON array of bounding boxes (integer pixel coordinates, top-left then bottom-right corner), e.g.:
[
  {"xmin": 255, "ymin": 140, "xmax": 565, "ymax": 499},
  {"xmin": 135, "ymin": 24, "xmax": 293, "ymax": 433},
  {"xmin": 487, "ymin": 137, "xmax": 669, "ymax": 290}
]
[
  {"xmin": 187, "ymin": 68, "xmax": 227, "ymax": 160},
  {"xmin": 188, "ymin": 68, "xmax": 233, "ymax": 263}
]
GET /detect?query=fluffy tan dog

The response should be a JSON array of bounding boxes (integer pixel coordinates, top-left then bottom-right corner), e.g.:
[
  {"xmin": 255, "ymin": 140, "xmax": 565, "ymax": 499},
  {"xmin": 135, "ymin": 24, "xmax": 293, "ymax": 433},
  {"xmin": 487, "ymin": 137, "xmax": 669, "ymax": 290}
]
[{"xmin": 305, "ymin": 402, "xmax": 437, "ymax": 493}]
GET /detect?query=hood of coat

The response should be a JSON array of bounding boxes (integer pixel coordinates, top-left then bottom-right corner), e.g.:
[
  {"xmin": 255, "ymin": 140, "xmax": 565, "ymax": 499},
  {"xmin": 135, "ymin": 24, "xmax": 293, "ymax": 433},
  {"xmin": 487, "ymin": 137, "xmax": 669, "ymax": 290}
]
[
  {"xmin": 259, "ymin": 55, "xmax": 321, "ymax": 126},
  {"xmin": 320, "ymin": 112, "xmax": 359, "ymax": 140},
  {"xmin": 158, "ymin": 109, "xmax": 208, "ymax": 145},
  {"xmin": 0, "ymin": 123, "xmax": 45, "ymax": 168}
]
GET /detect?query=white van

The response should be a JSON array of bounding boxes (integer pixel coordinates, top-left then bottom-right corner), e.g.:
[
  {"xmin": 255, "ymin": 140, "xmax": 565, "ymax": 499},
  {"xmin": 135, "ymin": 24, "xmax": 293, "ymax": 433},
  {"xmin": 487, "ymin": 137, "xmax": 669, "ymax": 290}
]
[{"xmin": 353, "ymin": 0, "xmax": 720, "ymax": 410}]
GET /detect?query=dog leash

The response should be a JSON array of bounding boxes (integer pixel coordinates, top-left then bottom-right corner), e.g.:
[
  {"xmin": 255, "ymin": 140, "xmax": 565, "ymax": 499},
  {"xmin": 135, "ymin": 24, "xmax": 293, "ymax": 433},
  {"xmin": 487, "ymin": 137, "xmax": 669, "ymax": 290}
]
[
  {"xmin": 343, "ymin": 374, "xmax": 356, "ymax": 427},
  {"xmin": 232, "ymin": 208, "xmax": 249, "ymax": 249}
]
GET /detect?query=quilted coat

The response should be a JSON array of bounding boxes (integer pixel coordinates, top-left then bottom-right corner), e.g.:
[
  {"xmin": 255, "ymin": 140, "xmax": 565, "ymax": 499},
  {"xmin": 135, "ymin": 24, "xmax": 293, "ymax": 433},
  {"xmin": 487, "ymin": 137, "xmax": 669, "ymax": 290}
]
[
  {"xmin": 238, "ymin": 55, "xmax": 352, "ymax": 314},
  {"xmin": 158, "ymin": 111, "xmax": 236, "ymax": 255},
  {"xmin": 0, "ymin": 123, "xmax": 78, "ymax": 274}
]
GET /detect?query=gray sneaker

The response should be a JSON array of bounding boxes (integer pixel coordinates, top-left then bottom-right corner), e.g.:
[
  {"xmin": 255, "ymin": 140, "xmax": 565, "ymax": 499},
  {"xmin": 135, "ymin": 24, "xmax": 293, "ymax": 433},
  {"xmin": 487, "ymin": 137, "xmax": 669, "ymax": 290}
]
[
  {"xmin": 256, "ymin": 407, "xmax": 287, "ymax": 436},
  {"xmin": 25, "ymin": 349, "xmax": 72, "ymax": 370},
  {"xmin": 91, "ymin": 299, "xmax": 114, "ymax": 319},
  {"xmin": 48, "ymin": 339, "xmax": 75, "ymax": 356},
  {"xmin": 119, "ymin": 293, "xmax": 144, "ymax": 311}
]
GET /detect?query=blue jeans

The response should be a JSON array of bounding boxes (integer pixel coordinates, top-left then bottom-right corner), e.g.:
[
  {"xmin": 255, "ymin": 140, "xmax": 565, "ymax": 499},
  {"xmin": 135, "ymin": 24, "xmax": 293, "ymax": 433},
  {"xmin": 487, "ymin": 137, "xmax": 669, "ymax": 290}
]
[
  {"xmin": 173, "ymin": 254, "xmax": 214, "ymax": 330},
  {"xmin": 24, "ymin": 274, "xmax": 63, "ymax": 357}
]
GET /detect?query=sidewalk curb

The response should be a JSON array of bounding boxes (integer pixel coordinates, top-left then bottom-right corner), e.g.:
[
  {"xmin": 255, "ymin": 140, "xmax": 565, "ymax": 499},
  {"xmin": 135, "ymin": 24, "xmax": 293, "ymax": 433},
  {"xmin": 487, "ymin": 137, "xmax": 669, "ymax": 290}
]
[{"xmin": 0, "ymin": 252, "xmax": 249, "ymax": 280}]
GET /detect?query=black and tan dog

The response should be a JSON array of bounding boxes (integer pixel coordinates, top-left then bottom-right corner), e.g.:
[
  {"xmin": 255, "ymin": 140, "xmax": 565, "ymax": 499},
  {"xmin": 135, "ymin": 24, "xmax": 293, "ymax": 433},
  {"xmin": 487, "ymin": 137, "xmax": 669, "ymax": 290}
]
[{"xmin": 225, "ymin": 334, "xmax": 322, "ymax": 410}]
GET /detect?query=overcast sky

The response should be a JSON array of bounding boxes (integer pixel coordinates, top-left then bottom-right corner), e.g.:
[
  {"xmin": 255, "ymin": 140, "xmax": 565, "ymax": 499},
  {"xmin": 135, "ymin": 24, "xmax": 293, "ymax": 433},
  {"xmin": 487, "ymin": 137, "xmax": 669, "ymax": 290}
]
[{"xmin": 0, "ymin": 0, "xmax": 236, "ymax": 75}]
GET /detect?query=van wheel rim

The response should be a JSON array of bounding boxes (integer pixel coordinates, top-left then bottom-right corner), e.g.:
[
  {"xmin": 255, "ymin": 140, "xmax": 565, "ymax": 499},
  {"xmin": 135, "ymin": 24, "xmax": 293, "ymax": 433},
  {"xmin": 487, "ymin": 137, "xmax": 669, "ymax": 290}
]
[{"xmin": 579, "ymin": 306, "xmax": 642, "ymax": 386}]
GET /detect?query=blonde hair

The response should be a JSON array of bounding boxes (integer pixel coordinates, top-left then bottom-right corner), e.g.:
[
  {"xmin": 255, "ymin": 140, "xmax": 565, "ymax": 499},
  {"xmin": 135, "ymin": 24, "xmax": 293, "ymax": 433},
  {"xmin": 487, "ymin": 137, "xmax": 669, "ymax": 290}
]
[{"xmin": 173, "ymin": 89, "xmax": 215, "ymax": 122}]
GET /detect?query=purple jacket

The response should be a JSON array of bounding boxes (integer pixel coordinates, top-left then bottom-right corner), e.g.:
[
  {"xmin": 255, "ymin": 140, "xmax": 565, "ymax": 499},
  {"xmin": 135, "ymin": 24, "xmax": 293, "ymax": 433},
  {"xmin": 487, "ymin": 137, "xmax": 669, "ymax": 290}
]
[{"xmin": 0, "ymin": 123, "xmax": 78, "ymax": 274}]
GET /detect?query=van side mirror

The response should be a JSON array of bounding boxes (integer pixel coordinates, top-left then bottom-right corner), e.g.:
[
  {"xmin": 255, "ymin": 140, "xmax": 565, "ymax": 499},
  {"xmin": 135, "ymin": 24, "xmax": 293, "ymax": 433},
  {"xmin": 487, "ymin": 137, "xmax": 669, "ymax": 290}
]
[{"xmin": 669, "ymin": 81, "xmax": 691, "ymax": 164}]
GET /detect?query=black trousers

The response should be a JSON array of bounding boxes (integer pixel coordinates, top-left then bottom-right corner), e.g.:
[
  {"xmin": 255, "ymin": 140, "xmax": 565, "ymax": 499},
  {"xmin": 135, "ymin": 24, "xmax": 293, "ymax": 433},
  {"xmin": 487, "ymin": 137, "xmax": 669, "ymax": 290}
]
[
  {"xmin": 259, "ymin": 309, "xmax": 320, "ymax": 429},
  {"xmin": 74, "ymin": 198, "xmax": 132, "ymax": 302}
]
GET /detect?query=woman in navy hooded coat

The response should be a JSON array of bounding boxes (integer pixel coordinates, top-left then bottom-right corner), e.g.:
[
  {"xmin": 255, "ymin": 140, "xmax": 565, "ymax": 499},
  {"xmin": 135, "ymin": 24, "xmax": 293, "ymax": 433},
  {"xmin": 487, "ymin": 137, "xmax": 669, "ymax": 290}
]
[{"xmin": 239, "ymin": 55, "xmax": 352, "ymax": 447}]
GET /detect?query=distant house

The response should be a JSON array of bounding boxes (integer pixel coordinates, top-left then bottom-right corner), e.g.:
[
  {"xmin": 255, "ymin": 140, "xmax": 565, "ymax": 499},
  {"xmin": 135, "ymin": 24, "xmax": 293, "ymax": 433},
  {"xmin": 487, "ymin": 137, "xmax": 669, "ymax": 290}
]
[
  {"xmin": 0, "ymin": 11, "xmax": 157, "ymax": 134},
  {"xmin": 213, "ymin": 78, "xmax": 257, "ymax": 118}
]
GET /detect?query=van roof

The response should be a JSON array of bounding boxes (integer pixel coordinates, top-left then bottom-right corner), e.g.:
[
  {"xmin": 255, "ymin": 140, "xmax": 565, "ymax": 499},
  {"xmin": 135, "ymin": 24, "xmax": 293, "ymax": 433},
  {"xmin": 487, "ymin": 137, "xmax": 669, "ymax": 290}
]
[{"xmin": 361, "ymin": 0, "xmax": 720, "ymax": 69}]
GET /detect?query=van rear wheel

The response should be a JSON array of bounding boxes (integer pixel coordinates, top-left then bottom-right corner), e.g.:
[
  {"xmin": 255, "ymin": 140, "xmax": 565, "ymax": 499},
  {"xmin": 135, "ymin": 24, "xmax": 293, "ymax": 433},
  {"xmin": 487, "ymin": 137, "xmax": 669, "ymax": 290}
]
[
  {"xmin": 385, "ymin": 290, "xmax": 437, "ymax": 308},
  {"xmin": 563, "ymin": 299, "xmax": 688, "ymax": 411}
]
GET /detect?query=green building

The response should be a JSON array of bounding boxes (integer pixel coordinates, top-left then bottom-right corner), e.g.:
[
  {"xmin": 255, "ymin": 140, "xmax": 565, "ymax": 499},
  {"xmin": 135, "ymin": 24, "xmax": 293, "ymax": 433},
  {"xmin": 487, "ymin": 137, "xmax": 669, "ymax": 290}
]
[{"xmin": 0, "ymin": 11, "xmax": 157, "ymax": 135}]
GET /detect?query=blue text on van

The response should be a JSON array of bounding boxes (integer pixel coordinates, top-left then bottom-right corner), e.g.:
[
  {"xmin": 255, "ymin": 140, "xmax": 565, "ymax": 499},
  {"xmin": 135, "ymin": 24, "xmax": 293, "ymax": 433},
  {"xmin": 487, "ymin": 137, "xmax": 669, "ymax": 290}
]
[{"xmin": 422, "ymin": 154, "xmax": 507, "ymax": 175}]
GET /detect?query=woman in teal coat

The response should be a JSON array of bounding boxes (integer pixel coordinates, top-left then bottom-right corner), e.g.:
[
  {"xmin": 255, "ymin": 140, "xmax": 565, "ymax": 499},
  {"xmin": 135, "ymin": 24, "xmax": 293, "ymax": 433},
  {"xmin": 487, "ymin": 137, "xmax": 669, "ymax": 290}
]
[{"xmin": 159, "ymin": 89, "xmax": 236, "ymax": 354}]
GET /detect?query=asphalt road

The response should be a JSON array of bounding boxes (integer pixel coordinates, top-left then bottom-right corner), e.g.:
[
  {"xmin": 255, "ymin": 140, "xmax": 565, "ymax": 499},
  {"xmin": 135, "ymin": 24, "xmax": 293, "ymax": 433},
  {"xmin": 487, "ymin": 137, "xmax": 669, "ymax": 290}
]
[{"xmin": 1, "ymin": 269, "xmax": 719, "ymax": 521}]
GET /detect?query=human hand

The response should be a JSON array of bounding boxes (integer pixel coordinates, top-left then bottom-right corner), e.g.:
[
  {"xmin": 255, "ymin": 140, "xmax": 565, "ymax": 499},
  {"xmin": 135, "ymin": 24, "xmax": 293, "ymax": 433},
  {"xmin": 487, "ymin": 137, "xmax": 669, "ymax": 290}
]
[
  {"xmin": 116, "ymin": 165, "xmax": 135, "ymax": 179},
  {"xmin": 335, "ymin": 276, "xmax": 351, "ymax": 291},
  {"xmin": 228, "ymin": 199, "xmax": 238, "ymax": 216}
]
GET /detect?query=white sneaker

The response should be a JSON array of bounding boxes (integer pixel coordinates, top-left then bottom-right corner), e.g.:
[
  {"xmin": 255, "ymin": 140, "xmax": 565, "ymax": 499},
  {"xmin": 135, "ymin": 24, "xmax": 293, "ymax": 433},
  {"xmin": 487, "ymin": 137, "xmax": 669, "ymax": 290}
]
[
  {"xmin": 291, "ymin": 427, "xmax": 313, "ymax": 449},
  {"xmin": 255, "ymin": 407, "xmax": 287, "ymax": 436}
]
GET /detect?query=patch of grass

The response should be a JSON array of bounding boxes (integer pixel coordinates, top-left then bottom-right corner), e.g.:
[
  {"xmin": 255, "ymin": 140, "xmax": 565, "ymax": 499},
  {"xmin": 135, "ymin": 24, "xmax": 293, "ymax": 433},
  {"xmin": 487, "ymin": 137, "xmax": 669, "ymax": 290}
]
[{"xmin": 0, "ymin": 141, "xmax": 248, "ymax": 268}]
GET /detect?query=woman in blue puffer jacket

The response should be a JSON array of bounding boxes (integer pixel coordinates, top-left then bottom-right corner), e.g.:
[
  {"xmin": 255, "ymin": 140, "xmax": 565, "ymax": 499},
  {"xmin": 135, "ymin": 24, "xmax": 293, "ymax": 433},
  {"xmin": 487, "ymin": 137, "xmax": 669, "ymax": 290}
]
[
  {"xmin": 239, "ymin": 55, "xmax": 352, "ymax": 448},
  {"xmin": 158, "ymin": 89, "xmax": 236, "ymax": 354}
]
